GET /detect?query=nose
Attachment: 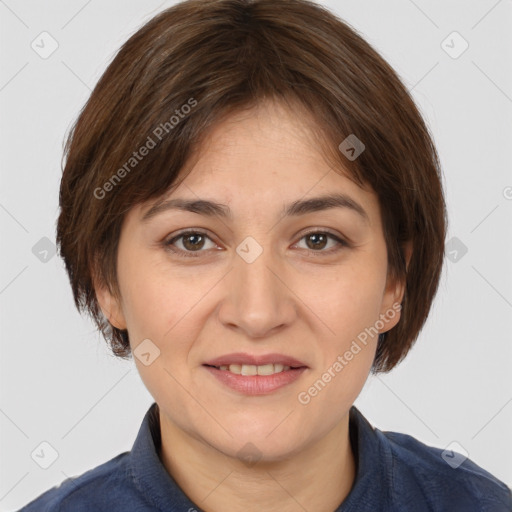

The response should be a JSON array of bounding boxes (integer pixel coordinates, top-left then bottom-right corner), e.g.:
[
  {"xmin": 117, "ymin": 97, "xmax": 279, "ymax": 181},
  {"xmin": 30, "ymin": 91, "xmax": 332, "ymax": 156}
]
[{"xmin": 217, "ymin": 241, "xmax": 297, "ymax": 338}]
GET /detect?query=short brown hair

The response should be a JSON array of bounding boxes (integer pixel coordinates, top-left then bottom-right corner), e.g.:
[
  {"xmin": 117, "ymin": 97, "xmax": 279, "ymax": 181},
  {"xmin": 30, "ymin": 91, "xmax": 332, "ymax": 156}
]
[{"xmin": 56, "ymin": 0, "xmax": 447, "ymax": 372}]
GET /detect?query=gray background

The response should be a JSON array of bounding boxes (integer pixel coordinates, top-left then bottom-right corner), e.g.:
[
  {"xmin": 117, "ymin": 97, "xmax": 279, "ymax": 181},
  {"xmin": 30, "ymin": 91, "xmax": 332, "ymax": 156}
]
[{"xmin": 1, "ymin": 0, "xmax": 511, "ymax": 509}]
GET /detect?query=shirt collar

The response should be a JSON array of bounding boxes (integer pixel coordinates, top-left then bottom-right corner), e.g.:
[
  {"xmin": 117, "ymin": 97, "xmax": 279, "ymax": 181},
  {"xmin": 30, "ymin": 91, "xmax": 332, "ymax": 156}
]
[
  {"xmin": 128, "ymin": 402, "xmax": 390, "ymax": 511},
  {"xmin": 338, "ymin": 406, "xmax": 391, "ymax": 511},
  {"xmin": 129, "ymin": 402, "xmax": 199, "ymax": 510}
]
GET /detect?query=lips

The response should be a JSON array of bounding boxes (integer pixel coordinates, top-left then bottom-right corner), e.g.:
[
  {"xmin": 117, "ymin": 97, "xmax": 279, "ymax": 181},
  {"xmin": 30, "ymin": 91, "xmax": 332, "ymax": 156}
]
[
  {"xmin": 203, "ymin": 352, "xmax": 308, "ymax": 368},
  {"xmin": 203, "ymin": 362, "xmax": 308, "ymax": 395}
]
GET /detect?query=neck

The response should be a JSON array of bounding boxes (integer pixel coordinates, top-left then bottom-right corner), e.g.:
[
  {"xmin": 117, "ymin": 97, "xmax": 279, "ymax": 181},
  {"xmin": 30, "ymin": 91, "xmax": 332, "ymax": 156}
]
[{"xmin": 158, "ymin": 410, "xmax": 356, "ymax": 512}]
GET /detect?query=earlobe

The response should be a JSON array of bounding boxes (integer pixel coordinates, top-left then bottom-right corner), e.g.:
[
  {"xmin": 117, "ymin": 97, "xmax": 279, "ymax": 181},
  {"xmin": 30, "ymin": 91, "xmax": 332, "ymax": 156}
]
[
  {"xmin": 380, "ymin": 240, "xmax": 413, "ymax": 331},
  {"xmin": 394, "ymin": 239, "xmax": 413, "ymax": 305},
  {"xmin": 380, "ymin": 281, "xmax": 405, "ymax": 333},
  {"xmin": 93, "ymin": 274, "xmax": 127, "ymax": 331},
  {"xmin": 402, "ymin": 240, "xmax": 413, "ymax": 274}
]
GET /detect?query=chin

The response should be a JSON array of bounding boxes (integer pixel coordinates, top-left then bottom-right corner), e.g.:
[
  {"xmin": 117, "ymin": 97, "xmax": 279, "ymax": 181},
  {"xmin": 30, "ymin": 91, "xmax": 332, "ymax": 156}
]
[
  {"xmin": 217, "ymin": 437, "xmax": 304, "ymax": 466},
  {"xmin": 208, "ymin": 422, "xmax": 308, "ymax": 462}
]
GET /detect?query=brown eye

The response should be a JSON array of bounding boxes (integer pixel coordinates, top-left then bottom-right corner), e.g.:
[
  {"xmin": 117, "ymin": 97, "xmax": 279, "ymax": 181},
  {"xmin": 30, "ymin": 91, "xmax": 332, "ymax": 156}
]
[
  {"xmin": 164, "ymin": 229, "xmax": 348, "ymax": 259},
  {"xmin": 164, "ymin": 230, "xmax": 217, "ymax": 257},
  {"xmin": 296, "ymin": 230, "xmax": 348, "ymax": 255},
  {"xmin": 305, "ymin": 232, "xmax": 329, "ymax": 250},
  {"xmin": 181, "ymin": 233, "xmax": 206, "ymax": 251}
]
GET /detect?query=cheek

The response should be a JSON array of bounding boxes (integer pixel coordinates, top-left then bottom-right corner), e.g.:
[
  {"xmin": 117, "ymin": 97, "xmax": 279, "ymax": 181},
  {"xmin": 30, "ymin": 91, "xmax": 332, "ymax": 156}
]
[
  {"xmin": 119, "ymin": 265, "xmax": 216, "ymax": 397},
  {"xmin": 294, "ymin": 275, "xmax": 383, "ymax": 423},
  {"xmin": 303, "ymin": 262, "xmax": 386, "ymax": 341},
  {"xmin": 118, "ymin": 256, "xmax": 202, "ymax": 341},
  {"xmin": 296, "ymin": 261, "xmax": 386, "ymax": 397},
  {"xmin": 122, "ymin": 272, "xmax": 202, "ymax": 407}
]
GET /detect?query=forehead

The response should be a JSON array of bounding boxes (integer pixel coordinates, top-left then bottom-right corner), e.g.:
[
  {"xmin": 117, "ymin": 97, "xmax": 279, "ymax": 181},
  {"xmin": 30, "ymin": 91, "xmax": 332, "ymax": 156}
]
[
  {"xmin": 191, "ymin": 100, "xmax": 333, "ymax": 171},
  {"xmin": 134, "ymin": 100, "xmax": 381, "ymax": 228}
]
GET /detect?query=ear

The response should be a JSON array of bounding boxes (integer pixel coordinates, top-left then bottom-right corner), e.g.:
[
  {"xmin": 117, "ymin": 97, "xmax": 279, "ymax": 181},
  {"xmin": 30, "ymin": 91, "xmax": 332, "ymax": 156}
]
[
  {"xmin": 92, "ymin": 270, "xmax": 127, "ymax": 331},
  {"xmin": 379, "ymin": 240, "xmax": 413, "ymax": 332}
]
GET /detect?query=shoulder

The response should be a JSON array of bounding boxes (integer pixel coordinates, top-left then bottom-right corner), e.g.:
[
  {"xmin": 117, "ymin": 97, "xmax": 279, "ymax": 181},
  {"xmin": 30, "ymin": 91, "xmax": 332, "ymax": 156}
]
[
  {"xmin": 18, "ymin": 452, "xmax": 139, "ymax": 512},
  {"xmin": 379, "ymin": 429, "xmax": 512, "ymax": 511}
]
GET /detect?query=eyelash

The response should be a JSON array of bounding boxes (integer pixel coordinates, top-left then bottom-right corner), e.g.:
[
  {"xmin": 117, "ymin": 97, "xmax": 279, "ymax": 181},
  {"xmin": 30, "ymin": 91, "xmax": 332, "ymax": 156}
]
[{"xmin": 163, "ymin": 229, "xmax": 349, "ymax": 258}]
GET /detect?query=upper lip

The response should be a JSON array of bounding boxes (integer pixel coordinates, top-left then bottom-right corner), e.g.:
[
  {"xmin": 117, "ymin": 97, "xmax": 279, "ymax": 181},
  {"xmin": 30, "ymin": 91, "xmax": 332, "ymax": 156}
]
[{"xmin": 203, "ymin": 352, "xmax": 308, "ymax": 368}]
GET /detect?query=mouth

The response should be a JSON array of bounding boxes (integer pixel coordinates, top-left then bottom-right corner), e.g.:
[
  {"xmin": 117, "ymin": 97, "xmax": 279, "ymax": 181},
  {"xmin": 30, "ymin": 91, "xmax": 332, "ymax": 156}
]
[
  {"xmin": 203, "ymin": 352, "xmax": 308, "ymax": 370},
  {"xmin": 203, "ymin": 363, "xmax": 307, "ymax": 376},
  {"xmin": 202, "ymin": 354, "xmax": 309, "ymax": 395},
  {"xmin": 203, "ymin": 352, "xmax": 309, "ymax": 395}
]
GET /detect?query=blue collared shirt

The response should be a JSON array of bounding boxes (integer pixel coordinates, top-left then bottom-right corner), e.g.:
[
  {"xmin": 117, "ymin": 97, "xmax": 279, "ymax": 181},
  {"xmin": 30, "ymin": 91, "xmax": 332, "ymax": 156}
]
[{"xmin": 19, "ymin": 402, "xmax": 512, "ymax": 511}]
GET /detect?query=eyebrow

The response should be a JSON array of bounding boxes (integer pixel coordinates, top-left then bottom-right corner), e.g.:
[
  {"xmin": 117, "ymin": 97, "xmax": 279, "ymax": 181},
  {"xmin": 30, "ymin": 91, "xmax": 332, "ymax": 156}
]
[{"xmin": 141, "ymin": 193, "xmax": 370, "ymax": 224}]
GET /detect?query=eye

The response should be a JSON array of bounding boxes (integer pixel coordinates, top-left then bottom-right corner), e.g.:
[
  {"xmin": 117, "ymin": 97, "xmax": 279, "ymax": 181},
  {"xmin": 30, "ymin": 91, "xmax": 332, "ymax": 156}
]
[
  {"xmin": 294, "ymin": 230, "xmax": 349, "ymax": 256},
  {"xmin": 163, "ymin": 229, "xmax": 349, "ymax": 258},
  {"xmin": 164, "ymin": 230, "xmax": 218, "ymax": 257}
]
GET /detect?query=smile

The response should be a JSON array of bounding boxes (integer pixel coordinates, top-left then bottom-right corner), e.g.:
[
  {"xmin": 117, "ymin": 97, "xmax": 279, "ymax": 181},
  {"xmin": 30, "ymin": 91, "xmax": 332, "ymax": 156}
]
[
  {"xmin": 203, "ymin": 364, "xmax": 308, "ymax": 395},
  {"xmin": 208, "ymin": 363, "xmax": 298, "ymax": 375}
]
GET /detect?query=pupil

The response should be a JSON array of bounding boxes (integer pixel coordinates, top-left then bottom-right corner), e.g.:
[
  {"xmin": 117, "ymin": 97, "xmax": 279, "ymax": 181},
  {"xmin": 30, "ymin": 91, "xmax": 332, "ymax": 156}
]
[
  {"xmin": 184, "ymin": 234, "xmax": 203, "ymax": 250},
  {"xmin": 308, "ymin": 233, "xmax": 327, "ymax": 250}
]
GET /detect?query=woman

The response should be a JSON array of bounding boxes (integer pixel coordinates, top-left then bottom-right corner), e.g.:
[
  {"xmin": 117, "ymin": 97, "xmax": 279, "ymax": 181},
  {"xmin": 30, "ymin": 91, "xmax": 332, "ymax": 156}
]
[{"xmin": 20, "ymin": 0, "xmax": 511, "ymax": 510}]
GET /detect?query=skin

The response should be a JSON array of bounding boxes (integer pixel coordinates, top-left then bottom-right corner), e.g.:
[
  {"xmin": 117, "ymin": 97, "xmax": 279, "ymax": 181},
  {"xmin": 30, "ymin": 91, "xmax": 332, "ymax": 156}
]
[{"xmin": 96, "ymin": 99, "xmax": 411, "ymax": 512}]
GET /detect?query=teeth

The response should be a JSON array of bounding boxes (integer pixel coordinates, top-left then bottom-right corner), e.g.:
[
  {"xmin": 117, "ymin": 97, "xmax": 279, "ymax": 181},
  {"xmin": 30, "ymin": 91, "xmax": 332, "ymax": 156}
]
[{"xmin": 217, "ymin": 363, "xmax": 291, "ymax": 375}]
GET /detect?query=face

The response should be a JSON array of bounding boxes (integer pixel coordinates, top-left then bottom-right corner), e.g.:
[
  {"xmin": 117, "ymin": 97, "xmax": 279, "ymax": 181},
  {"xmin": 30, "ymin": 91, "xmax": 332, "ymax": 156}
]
[{"xmin": 96, "ymin": 100, "xmax": 406, "ymax": 462}]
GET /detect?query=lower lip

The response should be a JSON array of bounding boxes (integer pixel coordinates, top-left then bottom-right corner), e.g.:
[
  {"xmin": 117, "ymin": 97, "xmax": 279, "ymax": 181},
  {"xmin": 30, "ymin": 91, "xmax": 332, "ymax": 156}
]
[{"xmin": 203, "ymin": 365, "xmax": 308, "ymax": 395}]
